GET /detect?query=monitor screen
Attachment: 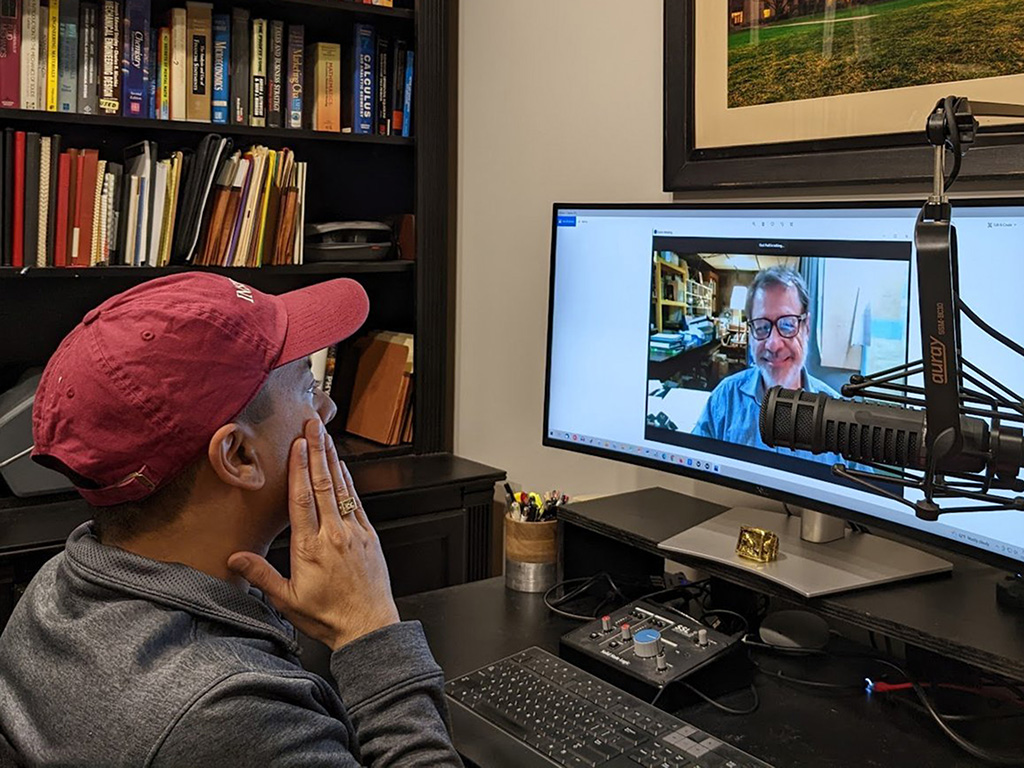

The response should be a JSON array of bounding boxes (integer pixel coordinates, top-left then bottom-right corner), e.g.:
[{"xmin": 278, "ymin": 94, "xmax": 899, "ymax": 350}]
[{"xmin": 543, "ymin": 201, "xmax": 1024, "ymax": 571}]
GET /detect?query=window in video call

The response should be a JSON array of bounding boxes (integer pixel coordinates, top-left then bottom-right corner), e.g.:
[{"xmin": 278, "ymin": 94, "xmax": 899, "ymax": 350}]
[{"xmin": 545, "ymin": 204, "xmax": 1024, "ymax": 565}]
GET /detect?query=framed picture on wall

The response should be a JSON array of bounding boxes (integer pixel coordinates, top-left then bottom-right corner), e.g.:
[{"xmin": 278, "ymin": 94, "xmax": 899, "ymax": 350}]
[{"xmin": 664, "ymin": 0, "xmax": 1024, "ymax": 192}]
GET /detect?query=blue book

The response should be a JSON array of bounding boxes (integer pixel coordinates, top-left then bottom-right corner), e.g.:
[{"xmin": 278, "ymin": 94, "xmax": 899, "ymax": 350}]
[
  {"xmin": 352, "ymin": 23, "xmax": 374, "ymax": 135},
  {"xmin": 401, "ymin": 49, "xmax": 413, "ymax": 138},
  {"xmin": 120, "ymin": 0, "xmax": 150, "ymax": 117},
  {"xmin": 146, "ymin": 30, "xmax": 156, "ymax": 119},
  {"xmin": 58, "ymin": 0, "xmax": 81, "ymax": 112},
  {"xmin": 211, "ymin": 13, "xmax": 230, "ymax": 124}
]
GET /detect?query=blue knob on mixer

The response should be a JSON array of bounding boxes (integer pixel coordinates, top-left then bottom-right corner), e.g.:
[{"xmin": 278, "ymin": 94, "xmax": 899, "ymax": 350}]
[{"xmin": 633, "ymin": 628, "xmax": 662, "ymax": 658}]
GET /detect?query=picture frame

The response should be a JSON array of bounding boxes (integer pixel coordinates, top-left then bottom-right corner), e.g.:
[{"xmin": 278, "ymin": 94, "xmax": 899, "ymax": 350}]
[{"xmin": 664, "ymin": 0, "xmax": 1024, "ymax": 192}]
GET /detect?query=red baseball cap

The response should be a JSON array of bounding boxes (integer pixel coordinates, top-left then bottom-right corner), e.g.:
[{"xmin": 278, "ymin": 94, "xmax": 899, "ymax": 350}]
[{"xmin": 31, "ymin": 272, "xmax": 369, "ymax": 506}]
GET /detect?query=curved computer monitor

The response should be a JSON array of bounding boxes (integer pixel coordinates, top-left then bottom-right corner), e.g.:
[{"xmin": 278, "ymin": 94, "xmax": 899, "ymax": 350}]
[{"xmin": 543, "ymin": 201, "xmax": 1024, "ymax": 592}]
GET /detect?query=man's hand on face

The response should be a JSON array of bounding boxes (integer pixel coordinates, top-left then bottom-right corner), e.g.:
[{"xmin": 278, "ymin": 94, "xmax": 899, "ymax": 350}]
[{"xmin": 227, "ymin": 419, "xmax": 401, "ymax": 651}]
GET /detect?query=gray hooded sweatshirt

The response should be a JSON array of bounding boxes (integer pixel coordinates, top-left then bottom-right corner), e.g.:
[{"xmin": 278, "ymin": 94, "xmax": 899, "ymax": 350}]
[{"xmin": 0, "ymin": 523, "xmax": 462, "ymax": 767}]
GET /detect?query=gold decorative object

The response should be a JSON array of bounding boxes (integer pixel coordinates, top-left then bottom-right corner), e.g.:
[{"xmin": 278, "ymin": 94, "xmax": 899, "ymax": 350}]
[{"xmin": 736, "ymin": 526, "xmax": 779, "ymax": 563}]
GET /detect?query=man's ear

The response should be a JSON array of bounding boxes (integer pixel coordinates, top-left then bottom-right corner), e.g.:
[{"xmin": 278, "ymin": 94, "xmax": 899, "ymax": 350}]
[{"xmin": 208, "ymin": 423, "xmax": 265, "ymax": 491}]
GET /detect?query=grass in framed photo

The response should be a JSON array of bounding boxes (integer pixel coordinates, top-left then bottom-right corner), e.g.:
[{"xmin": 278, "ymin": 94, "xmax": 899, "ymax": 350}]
[
  {"xmin": 664, "ymin": 0, "xmax": 1024, "ymax": 190},
  {"xmin": 727, "ymin": 0, "xmax": 1024, "ymax": 109}
]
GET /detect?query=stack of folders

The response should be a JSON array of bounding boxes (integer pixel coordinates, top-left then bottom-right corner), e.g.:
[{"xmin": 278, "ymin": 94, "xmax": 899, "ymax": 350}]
[
  {"xmin": 345, "ymin": 331, "xmax": 414, "ymax": 446},
  {"xmin": 0, "ymin": 129, "xmax": 306, "ymax": 268},
  {"xmin": 193, "ymin": 145, "xmax": 306, "ymax": 267}
]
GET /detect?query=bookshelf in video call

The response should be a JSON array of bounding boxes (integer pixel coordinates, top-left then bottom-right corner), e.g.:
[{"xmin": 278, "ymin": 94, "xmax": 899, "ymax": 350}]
[{"xmin": 0, "ymin": 0, "xmax": 504, "ymax": 601}]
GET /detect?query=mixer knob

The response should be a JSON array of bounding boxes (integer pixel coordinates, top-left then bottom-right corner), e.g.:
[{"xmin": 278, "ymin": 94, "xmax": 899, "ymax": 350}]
[
  {"xmin": 656, "ymin": 652, "xmax": 669, "ymax": 671},
  {"xmin": 601, "ymin": 615, "xmax": 612, "ymax": 632},
  {"xmin": 620, "ymin": 623, "xmax": 632, "ymax": 642},
  {"xmin": 633, "ymin": 629, "xmax": 662, "ymax": 658},
  {"xmin": 697, "ymin": 628, "xmax": 708, "ymax": 647}
]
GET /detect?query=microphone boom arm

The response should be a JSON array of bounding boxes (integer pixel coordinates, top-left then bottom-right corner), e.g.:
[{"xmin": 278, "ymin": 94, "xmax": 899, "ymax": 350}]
[{"xmin": 841, "ymin": 96, "xmax": 1024, "ymax": 519}]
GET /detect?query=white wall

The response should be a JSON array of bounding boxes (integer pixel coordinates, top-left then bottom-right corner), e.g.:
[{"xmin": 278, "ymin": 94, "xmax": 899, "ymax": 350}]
[{"xmin": 455, "ymin": 0, "xmax": 765, "ymax": 510}]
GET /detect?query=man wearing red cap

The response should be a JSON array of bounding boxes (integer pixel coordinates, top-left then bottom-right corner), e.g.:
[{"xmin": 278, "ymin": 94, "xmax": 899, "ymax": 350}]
[{"xmin": 0, "ymin": 273, "xmax": 462, "ymax": 766}]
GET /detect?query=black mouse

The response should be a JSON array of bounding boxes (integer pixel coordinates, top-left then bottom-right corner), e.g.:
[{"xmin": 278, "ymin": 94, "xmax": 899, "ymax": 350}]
[{"xmin": 758, "ymin": 610, "xmax": 830, "ymax": 650}]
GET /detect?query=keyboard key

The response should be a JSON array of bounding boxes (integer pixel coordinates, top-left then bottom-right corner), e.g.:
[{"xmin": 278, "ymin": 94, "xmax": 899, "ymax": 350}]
[
  {"xmin": 683, "ymin": 742, "xmax": 709, "ymax": 758},
  {"xmin": 569, "ymin": 741, "xmax": 605, "ymax": 765},
  {"xmin": 618, "ymin": 724, "xmax": 648, "ymax": 744},
  {"xmin": 470, "ymin": 699, "xmax": 528, "ymax": 740},
  {"xmin": 588, "ymin": 738, "xmax": 620, "ymax": 759}
]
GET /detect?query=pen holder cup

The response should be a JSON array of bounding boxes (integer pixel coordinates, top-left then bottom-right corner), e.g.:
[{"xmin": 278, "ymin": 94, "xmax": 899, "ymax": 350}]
[{"xmin": 504, "ymin": 515, "xmax": 558, "ymax": 593}]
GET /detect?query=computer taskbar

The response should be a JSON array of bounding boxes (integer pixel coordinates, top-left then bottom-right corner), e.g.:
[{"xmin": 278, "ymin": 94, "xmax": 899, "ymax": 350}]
[{"xmin": 548, "ymin": 430, "xmax": 721, "ymax": 474}]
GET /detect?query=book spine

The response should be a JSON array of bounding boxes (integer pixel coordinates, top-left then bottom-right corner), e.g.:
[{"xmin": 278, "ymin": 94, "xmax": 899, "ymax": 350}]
[
  {"xmin": 23, "ymin": 132, "xmax": 40, "ymax": 266},
  {"xmin": 0, "ymin": 0, "xmax": 21, "ymax": 108},
  {"xmin": 36, "ymin": 3, "xmax": 46, "ymax": 108},
  {"xmin": 98, "ymin": 0, "xmax": 118, "ymax": 114},
  {"xmin": 78, "ymin": 2, "xmax": 98, "ymax": 113},
  {"xmin": 229, "ymin": 7, "xmax": 247, "ymax": 125},
  {"xmin": 120, "ymin": 0, "xmax": 147, "ymax": 117},
  {"xmin": 145, "ymin": 23, "xmax": 154, "ymax": 118},
  {"xmin": 352, "ymin": 23, "xmax": 374, "ymax": 134},
  {"xmin": 249, "ymin": 17, "xmax": 265, "ymax": 127},
  {"xmin": 267, "ymin": 19, "xmax": 282, "ymax": 128},
  {"xmin": 210, "ymin": 12, "xmax": 227, "ymax": 123},
  {"xmin": 390, "ymin": 38, "xmax": 405, "ymax": 134},
  {"xmin": 375, "ymin": 34, "xmax": 388, "ymax": 135},
  {"xmin": 45, "ymin": 0, "xmax": 58, "ymax": 110},
  {"xmin": 20, "ymin": 0, "xmax": 39, "ymax": 110},
  {"xmin": 53, "ymin": 151, "xmax": 70, "ymax": 266},
  {"xmin": 185, "ymin": 1, "xmax": 211, "ymax": 122},
  {"xmin": 285, "ymin": 24, "xmax": 302, "ymax": 129},
  {"xmin": 168, "ymin": 6, "xmax": 185, "ymax": 120},
  {"xmin": 157, "ymin": 24, "xmax": 168, "ymax": 118},
  {"xmin": 12, "ymin": 131, "xmax": 23, "ymax": 267},
  {"xmin": 45, "ymin": 132, "xmax": 60, "ymax": 262},
  {"xmin": 401, "ymin": 48, "xmax": 413, "ymax": 138},
  {"xmin": 57, "ymin": 0, "xmax": 78, "ymax": 112},
  {"xmin": 308, "ymin": 43, "xmax": 340, "ymax": 132}
]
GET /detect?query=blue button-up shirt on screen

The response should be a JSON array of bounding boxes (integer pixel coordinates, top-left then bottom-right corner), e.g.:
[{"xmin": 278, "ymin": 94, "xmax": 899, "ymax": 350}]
[{"xmin": 693, "ymin": 366, "xmax": 847, "ymax": 466}]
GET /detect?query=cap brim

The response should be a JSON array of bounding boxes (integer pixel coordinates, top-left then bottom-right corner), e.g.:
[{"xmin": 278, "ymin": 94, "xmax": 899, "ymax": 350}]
[{"xmin": 276, "ymin": 278, "xmax": 370, "ymax": 366}]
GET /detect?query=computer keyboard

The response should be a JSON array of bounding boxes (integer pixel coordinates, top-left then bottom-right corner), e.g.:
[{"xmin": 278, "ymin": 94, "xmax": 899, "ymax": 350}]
[{"xmin": 445, "ymin": 646, "xmax": 773, "ymax": 768}]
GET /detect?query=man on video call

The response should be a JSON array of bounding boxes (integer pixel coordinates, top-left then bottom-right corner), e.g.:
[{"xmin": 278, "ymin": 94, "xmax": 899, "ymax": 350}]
[
  {"xmin": 0, "ymin": 273, "xmax": 462, "ymax": 767},
  {"xmin": 694, "ymin": 266, "xmax": 846, "ymax": 465}
]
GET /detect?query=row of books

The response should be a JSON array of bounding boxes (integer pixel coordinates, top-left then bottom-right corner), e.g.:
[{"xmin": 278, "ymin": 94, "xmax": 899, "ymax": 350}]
[
  {"xmin": 0, "ymin": 129, "xmax": 307, "ymax": 268},
  {"xmin": 0, "ymin": 0, "xmax": 415, "ymax": 136}
]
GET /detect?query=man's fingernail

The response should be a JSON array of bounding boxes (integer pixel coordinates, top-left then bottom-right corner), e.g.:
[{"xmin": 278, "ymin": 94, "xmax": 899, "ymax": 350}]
[{"xmin": 300, "ymin": 438, "xmax": 308, "ymax": 457}]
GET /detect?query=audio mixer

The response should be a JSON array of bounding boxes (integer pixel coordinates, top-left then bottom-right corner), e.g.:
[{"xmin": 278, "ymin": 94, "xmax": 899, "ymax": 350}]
[{"xmin": 559, "ymin": 601, "xmax": 741, "ymax": 698}]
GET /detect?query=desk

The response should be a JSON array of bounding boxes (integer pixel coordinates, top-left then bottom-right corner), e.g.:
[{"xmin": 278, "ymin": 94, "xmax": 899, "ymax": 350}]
[
  {"xmin": 395, "ymin": 577, "xmax": 1008, "ymax": 768},
  {"xmin": 557, "ymin": 488, "xmax": 1024, "ymax": 682}
]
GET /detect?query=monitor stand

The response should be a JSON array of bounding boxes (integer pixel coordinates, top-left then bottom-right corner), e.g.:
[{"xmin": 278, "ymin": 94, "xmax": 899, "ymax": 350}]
[{"xmin": 659, "ymin": 506, "xmax": 952, "ymax": 598}]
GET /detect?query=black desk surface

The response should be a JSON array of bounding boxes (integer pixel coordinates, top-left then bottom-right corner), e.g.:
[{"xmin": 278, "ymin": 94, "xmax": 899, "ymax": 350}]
[
  {"xmin": 396, "ymin": 577, "xmax": 1013, "ymax": 768},
  {"xmin": 558, "ymin": 488, "xmax": 1024, "ymax": 683}
]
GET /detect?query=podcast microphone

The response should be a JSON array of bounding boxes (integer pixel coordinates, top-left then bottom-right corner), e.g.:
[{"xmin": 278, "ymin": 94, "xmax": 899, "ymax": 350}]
[{"xmin": 759, "ymin": 386, "xmax": 1024, "ymax": 481}]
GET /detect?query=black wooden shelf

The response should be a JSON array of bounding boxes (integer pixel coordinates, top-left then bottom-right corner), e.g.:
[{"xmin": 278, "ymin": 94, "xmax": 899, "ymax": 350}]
[
  {"xmin": 0, "ymin": 261, "xmax": 415, "ymax": 278},
  {"xmin": 333, "ymin": 434, "xmax": 415, "ymax": 463},
  {"xmin": 0, "ymin": 108, "xmax": 414, "ymax": 146},
  {"xmin": 279, "ymin": 0, "xmax": 415, "ymax": 20}
]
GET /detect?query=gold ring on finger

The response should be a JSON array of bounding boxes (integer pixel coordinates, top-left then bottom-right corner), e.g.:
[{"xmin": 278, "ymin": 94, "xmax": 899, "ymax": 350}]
[{"xmin": 340, "ymin": 497, "xmax": 358, "ymax": 516}]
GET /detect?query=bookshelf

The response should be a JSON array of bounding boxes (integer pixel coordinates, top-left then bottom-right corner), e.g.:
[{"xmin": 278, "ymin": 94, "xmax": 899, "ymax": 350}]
[
  {"xmin": 0, "ymin": 107, "xmax": 415, "ymax": 145},
  {"xmin": 0, "ymin": 0, "xmax": 505, "ymax": 606}
]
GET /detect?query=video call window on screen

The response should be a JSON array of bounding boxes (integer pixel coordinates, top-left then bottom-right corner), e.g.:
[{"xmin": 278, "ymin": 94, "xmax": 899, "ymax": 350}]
[{"xmin": 645, "ymin": 235, "xmax": 911, "ymax": 478}]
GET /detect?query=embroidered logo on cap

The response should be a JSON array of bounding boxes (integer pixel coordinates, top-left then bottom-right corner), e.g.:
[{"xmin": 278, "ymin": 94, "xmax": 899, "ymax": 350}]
[{"xmin": 229, "ymin": 279, "xmax": 255, "ymax": 304}]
